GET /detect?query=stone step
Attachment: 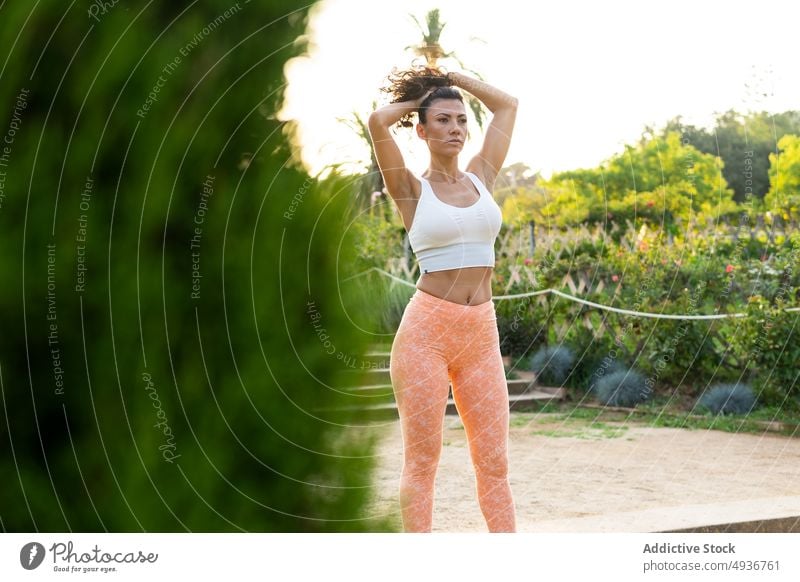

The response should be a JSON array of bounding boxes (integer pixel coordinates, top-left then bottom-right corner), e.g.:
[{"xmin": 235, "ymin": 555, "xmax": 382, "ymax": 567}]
[
  {"xmin": 363, "ymin": 349, "xmax": 392, "ymax": 366},
  {"xmin": 342, "ymin": 370, "xmax": 541, "ymax": 389},
  {"xmin": 333, "ymin": 351, "xmax": 391, "ymax": 372},
  {"xmin": 340, "ymin": 384, "xmax": 395, "ymax": 403},
  {"xmin": 339, "ymin": 367, "xmax": 392, "ymax": 385},
  {"xmin": 342, "ymin": 380, "xmax": 562, "ymax": 398},
  {"xmin": 343, "ymin": 349, "xmax": 539, "ymax": 384},
  {"xmin": 322, "ymin": 390, "xmax": 564, "ymax": 421}
]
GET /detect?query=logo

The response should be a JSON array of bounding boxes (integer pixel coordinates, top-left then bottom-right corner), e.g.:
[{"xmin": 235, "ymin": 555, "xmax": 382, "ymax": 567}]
[{"xmin": 20, "ymin": 542, "xmax": 46, "ymax": 570}]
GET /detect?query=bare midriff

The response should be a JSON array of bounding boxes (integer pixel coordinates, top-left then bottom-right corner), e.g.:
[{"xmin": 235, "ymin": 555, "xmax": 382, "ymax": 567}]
[{"xmin": 416, "ymin": 266, "xmax": 493, "ymax": 306}]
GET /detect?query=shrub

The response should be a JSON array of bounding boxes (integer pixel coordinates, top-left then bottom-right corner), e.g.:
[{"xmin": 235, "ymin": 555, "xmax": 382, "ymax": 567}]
[
  {"xmin": 351, "ymin": 213, "xmax": 406, "ymax": 272},
  {"xmin": 595, "ymin": 369, "xmax": 650, "ymax": 407},
  {"xmin": 0, "ymin": 1, "xmax": 392, "ymax": 532},
  {"xmin": 725, "ymin": 294, "xmax": 800, "ymax": 410},
  {"xmin": 638, "ymin": 291, "xmax": 722, "ymax": 395},
  {"xmin": 580, "ymin": 353, "xmax": 629, "ymax": 394},
  {"xmin": 697, "ymin": 383, "xmax": 758, "ymax": 415},
  {"xmin": 496, "ymin": 295, "xmax": 547, "ymax": 358},
  {"xmin": 527, "ymin": 345, "xmax": 575, "ymax": 386},
  {"xmin": 558, "ymin": 313, "xmax": 629, "ymax": 393}
]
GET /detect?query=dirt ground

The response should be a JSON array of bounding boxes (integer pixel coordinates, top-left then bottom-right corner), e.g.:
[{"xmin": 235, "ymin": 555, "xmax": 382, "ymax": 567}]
[{"xmin": 366, "ymin": 412, "xmax": 800, "ymax": 532}]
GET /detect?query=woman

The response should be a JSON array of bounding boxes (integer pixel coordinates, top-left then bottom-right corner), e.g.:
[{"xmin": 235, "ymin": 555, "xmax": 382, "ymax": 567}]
[{"xmin": 367, "ymin": 67, "xmax": 518, "ymax": 532}]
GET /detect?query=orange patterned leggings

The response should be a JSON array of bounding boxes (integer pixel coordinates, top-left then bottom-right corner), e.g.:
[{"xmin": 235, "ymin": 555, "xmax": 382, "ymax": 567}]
[{"xmin": 389, "ymin": 288, "xmax": 516, "ymax": 532}]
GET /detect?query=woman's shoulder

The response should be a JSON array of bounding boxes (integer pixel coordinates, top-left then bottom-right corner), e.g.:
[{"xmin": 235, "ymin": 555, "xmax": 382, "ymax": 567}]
[
  {"xmin": 463, "ymin": 166, "xmax": 495, "ymax": 194},
  {"xmin": 384, "ymin": 169, "xmax": 422, "ymax": 202},
  {"xmin": 407, "ymin": 170, "xmax": 423, "ymax": 199},
  {"xmin": 464, "ymin": 160, "xmax": 497, "ymax": 191}
]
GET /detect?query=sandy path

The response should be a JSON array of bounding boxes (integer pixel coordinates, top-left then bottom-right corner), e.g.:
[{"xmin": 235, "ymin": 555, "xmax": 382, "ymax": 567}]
[{"xmin": 365, "ymin": 412, "xmax": 800, "ymax": 532}]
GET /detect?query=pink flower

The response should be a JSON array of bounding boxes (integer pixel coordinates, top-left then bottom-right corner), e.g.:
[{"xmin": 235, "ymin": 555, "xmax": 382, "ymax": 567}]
[
  {"xmin": 725, "ymin": 264, "xmax": 734, "ymax": 273},
  {"xmin": 612, "ymin": 275, "xmax": 619, "ymax": 282},
  {"xmin": 524, "ymin": 258, "xmax": 532, "ymax": 266}
]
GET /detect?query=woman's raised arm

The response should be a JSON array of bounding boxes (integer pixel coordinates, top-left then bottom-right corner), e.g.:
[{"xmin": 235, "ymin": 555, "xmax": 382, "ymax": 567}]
[
  {"xmin": 449, "ymin": 72, "xmax": 518, "ymax": 189},
  {"xmin": 367, "ymin": 91, "xmax": 431, "ymax": 201}
]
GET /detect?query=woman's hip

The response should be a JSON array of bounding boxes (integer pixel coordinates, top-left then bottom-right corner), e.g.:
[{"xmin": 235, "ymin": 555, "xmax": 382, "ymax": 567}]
[{"xmin": 392, "ymin": 289, "xmax": 500, "ymax": 357}]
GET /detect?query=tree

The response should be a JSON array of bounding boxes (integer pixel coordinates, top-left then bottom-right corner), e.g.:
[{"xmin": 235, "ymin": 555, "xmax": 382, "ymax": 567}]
[
  {"xmin": 0, "ymin": 2, "xmax": 391, "ymax": 532},
  {"xmin": 766, "ymin": 134, "xmax": 800, "ymax": 220},
  {"xmin": 497, "ymin": 162, "xmax": 539, "ymax": 190},
  {"xmin": 502, "ymin": 188, "xmax": 548, "ymax": 227},
  {"xmin": 407, "ymin": 8, "xmax": 451, "ymax": 66},
  {"xmin": 661, "ymin": 110, "xmax": 800, "ymax": 203},
  {"xmin": 338, "ymin": 105, "xmax": 393, "ymax": 220},
  {"xmin": 406, "ymin": 8, "xmax": 488, "ymax": 129},
  {"xmin": 539, "ymin": 132, "xmax": 737, "ymax": 227}
]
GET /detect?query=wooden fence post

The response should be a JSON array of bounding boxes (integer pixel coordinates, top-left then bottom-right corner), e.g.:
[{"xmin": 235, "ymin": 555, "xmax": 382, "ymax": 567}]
[{"xmin": 529, "ymin": 219, "xmax": 536, "ymax": 255}]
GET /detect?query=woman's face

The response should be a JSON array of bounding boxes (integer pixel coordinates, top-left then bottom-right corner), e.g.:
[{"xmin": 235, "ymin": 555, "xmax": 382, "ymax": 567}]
[{"xmin": 416, "ymin": 98, "xmax": 467, "ymax": 155}]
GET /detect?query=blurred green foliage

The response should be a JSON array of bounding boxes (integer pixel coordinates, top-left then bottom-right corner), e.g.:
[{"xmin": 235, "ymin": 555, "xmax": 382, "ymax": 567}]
[
  {"xmin": 503, "ymin": 132, "xmax": 738, "ymax": 231},
  {"xmin": 0, "ymin": 2, "xmax": 394, "ymax": 531},
  {"xmin": 662, "ymin": 110, "xmax": 800, "ymax": 203},
  {"xmin": 727, "ymin": 292, "xmax": 800, "ymax": 411},
  {"xmin": 355, "ymin": 201, "xmax": 800, "ymax": 409},
  {"xmin": 766, "ymin": 134, "xmax": 800, "ymax": 221}
]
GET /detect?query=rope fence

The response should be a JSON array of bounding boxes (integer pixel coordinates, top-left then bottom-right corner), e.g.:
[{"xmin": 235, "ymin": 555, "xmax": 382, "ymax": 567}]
[{"xmin": 344, "ymin": 267, "xmax": 800, "ymax": 320}]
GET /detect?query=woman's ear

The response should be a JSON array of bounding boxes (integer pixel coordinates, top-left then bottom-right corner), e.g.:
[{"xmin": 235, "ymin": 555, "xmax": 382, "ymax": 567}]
[{"xmin": 415, "ymin": 122, "xmax": 426, "ymax": 141}]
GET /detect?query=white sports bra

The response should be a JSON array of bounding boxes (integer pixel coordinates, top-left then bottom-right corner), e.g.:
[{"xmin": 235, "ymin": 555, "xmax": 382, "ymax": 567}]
[{"xmin": 407, "ymin": 172, "xmax": 503, "ymax": 274}]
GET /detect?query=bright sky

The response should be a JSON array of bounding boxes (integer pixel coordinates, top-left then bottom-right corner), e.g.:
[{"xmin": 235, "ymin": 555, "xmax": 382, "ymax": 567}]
[{"xmin": 281, "ymin": 0, "xmax": 799, "ymax": 179}]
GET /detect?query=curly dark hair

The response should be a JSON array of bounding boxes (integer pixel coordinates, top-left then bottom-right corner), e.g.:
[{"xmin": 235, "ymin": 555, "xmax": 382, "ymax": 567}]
[{"xmin": 381, "ymin": 66, "xmax": 463, "ymax": 128}]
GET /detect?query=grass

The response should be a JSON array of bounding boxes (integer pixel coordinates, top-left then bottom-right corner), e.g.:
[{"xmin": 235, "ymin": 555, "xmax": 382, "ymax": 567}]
[
  {"xmin": 547, "ymin": 398, "xmax": 800, "ymax": 437},
  {"xmin": 509, "ymin": 411, "xmax": 629, "ymax": 439},
  {"xmin": 442, "ymin": 394, "xmax": 797, "ymax": 439},
  {"xmin": 531, "ymin": 422, "xmax": 629, "ymax": 440}
]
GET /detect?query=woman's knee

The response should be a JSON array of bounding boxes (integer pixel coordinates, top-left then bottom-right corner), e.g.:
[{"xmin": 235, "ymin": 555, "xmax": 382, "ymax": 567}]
[
  {"xmin": 473, "ymin": 446, "xmax": 509, "ymax": 478},
  {"xmin": 403, "ymin": 447, "xmax": 442, "ymax": 476}
]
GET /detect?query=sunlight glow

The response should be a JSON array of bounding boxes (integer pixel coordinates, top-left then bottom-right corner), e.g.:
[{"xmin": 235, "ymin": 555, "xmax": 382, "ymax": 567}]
[{"xmin": 282, "ymin": 0, "xmax": 799, "ymax": 179}]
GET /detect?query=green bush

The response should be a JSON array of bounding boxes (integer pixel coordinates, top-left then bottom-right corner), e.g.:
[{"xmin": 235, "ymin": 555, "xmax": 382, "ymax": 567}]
[
  {"xmin": 351, "ymin": 211, "xmax": 406, "ymax": 273},
  {"xmin": 495, "ymin": 295, "xmax": 548, "ymax": 358},
  {"xmin": 697, "ymin": 383, "xmax": 758, "ymax": 415},
  {"xmin": 580, "ymin": 352, "xmax": 629, "ymax": 394},
  {"xmin": 0, "ymin": 2, "xmax": 392, "ymax": 532},
  {"xmin": 353, "ymin": 146, "xmax": 800, "ymax": 417},
  {"xmin": 595, "ymin": 369, "xmax": 650, "ymax": 407},
  {"xmin": 726, "ymin": 294, "xmax": 800, "ymax": 410},
  {"xmin": 527, "ymin": 345, "xmax": 575, "ymax": 386}
]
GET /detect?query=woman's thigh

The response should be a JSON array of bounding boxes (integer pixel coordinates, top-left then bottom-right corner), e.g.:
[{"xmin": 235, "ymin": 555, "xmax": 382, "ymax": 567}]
[
  {"xmin": 390, "ymin": 299, "xmax": 452, "ymax": 451},
  {"xmin": 448, "ymin": 321, "xmax": 509, "ymax": 459}
]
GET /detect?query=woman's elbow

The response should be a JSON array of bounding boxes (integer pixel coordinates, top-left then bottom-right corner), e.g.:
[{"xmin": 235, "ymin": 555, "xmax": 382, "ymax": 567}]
[
  {"xmin": 368, "ymin": 111, "xmax": 387, "ymax": 130},
  {"xmin": 491, "ymin": 95, "xmax": 518, "ymax": 115}
]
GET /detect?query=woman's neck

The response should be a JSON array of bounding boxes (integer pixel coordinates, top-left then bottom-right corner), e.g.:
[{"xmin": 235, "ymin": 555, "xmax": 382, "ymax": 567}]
[{"xmin": 426, "ymin": 156, "xmax": 462, "ymax": 184}]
